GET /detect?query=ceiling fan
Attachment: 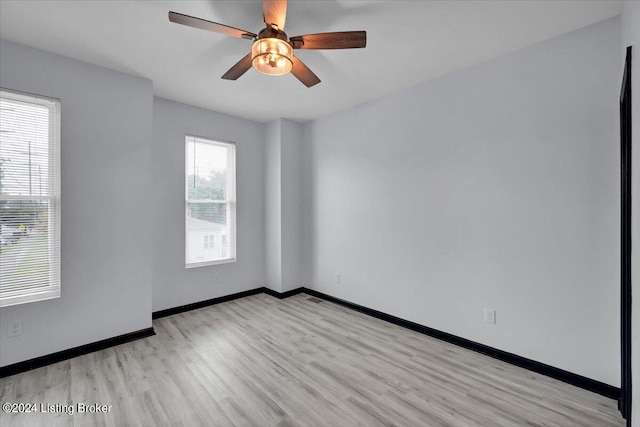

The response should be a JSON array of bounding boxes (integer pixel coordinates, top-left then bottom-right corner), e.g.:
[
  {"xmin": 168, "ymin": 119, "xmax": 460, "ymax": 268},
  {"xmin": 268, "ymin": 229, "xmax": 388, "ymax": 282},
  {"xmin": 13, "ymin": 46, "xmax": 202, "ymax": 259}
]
[{"xmin": 168, "ymin": 0, "xmax": 366, "ymax": 87}]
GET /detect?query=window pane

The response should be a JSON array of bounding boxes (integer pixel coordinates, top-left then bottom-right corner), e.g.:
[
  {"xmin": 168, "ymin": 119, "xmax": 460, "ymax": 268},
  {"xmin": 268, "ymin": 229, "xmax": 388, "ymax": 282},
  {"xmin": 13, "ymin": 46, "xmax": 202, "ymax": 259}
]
[
  {"xmin": 186, "ymin": 139, "xmax": 228, "ymax": 201},
  {"xmin": 186, "ymin": 203, "xmax": 229, "ymax": 264},
  {"xmin": 0, "ymin": 201, "xmax": 52, "ymax": 293},
  {"xmin": 0, "ymin": 99, "xmax": 51, "ymax": 197}
]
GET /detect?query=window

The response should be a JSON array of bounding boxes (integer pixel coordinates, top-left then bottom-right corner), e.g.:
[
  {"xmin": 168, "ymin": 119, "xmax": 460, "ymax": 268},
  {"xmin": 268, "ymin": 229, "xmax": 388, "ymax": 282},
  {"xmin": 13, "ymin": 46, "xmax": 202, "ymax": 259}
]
[
  {"xmin": 221, "ymin": 235, "xmax": 228, "ymax": 258},
  {"xmin": 185, "ymin": 136, "xmax": 236, "ymax": 267},
  {"xmin": 0, "ymin": 89, "xmax": 61, "ymax": 307},
  {"xmin": 203, "ymin": 235, "xmax": 215, "ymax": 249}
]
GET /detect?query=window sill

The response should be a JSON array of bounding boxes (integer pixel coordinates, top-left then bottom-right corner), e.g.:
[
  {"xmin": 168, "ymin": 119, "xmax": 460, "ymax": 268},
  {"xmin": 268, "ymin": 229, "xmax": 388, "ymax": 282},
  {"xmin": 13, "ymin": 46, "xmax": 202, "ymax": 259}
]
[
  {"xmin": 185, "ymin": 258, "xmax": 236, "ymax": 269},
  {"xmin": 0, "ymin": 289, "xmax": 61, "ymax": 308}
]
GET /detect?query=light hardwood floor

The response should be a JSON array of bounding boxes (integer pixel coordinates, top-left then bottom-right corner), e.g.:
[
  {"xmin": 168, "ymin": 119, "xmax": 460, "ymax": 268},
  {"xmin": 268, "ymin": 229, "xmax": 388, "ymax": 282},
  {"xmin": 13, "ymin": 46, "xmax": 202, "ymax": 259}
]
[{"xmin": 0, "ymin": 293, "xmax": 624, "ymax": 426}]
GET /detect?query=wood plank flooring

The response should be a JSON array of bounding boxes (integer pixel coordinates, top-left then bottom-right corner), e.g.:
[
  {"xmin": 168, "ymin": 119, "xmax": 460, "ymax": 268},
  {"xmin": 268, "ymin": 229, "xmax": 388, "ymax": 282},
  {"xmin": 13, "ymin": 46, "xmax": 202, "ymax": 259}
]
[{"xmin": 0, "ymin": 293, "xmax": 624, "ymax": 426}]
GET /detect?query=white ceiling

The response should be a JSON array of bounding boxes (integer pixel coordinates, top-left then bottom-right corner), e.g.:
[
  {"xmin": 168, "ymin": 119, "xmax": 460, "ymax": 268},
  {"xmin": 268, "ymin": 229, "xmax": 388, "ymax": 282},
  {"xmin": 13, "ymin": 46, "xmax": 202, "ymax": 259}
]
[{"xmin": 0, "ymin": 1, "xmax": 621, "ymax": 123}]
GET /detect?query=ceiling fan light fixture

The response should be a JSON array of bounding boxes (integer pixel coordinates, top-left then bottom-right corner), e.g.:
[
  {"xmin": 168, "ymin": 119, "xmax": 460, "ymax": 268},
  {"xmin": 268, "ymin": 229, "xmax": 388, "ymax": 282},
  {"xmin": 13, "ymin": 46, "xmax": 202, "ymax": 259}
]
[
  {"xmin": 169, "ymin": 1, "xmax": 366, "ymax": 87},
  {"xmin": 251, "ymin": 38, "xmax": 293, "ymax": 76}
]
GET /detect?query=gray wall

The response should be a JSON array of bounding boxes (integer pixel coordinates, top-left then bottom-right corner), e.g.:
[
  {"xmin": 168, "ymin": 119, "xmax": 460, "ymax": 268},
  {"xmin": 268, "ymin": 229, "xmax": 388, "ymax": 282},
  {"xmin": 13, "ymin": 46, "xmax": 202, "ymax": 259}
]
[
  {"xmin": 0, "ymin": 40, "xmax": 153, "ymax": 366},
  {"xmin": 621, "ymin": 1, "xmax": 639, "ymax": 424},
  {"xmin": 302, "ymin": 17, "xmax": 621, "ymax": 386},
  {"xmin": 280, "ymin": 119, "xmax": 303, "ymax": 292},
  {"xmin": 264, "ymin": 119, "xmax": 304, "ymax": 292},
  {"xmin": 264, "ymin": 120, "xmax": 282, "ymax": 291},
  {"xmin": 152, "ymin": 98, "xmax": 265, "ymax": 311}
]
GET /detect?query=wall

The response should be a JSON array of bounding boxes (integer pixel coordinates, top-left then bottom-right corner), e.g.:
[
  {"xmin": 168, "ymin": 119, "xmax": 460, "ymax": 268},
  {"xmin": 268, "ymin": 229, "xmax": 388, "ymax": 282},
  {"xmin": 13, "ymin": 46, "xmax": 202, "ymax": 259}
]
[
  {"xmin": 264, "ymin": 120, "xmax": 282, "ymax": 291},
  {"xmin": 280, "ymin": 119, "xmax": 304, "ymax": 292},
  {"xmin": 302, "ymin": 17, "xmax": 621, "ymax": 386},
  {"xmin": 621, "ymin": 2, "xmax": 640, "ymax": 425},
  {"xmin": 0, "ymin": 40, "xmax": 153, "ymax": 367},
  {"xmin": 264, "ymin": 119, "xmax": 304, "ymax": 293},
  {"xmin": 152, "ymin": 98, "xmax": 265, "ymax": 311}
]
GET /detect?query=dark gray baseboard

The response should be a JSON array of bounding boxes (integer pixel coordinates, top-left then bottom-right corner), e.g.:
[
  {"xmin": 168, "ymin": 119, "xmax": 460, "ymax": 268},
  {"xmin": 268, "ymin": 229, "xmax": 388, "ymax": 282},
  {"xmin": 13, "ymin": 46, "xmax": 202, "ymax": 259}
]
[
  {"xmin": 0, "ymin": 327, "xmax": 155, "ymax": 378},
  {"xmin": 152, "ymin": 287, "xmax": 265, "ymax": 319}
]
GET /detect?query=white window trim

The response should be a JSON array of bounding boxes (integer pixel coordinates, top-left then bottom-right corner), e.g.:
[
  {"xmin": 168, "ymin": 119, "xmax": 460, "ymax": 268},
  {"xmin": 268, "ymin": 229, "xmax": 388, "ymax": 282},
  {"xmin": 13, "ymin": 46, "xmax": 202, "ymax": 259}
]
[
  {"xmin": 0, "ymin": 88, "xmax": 61, "ymax": 307},
  {"xmin": 184, "ymin": 135, "xmax": 236, "ymax": 268}
]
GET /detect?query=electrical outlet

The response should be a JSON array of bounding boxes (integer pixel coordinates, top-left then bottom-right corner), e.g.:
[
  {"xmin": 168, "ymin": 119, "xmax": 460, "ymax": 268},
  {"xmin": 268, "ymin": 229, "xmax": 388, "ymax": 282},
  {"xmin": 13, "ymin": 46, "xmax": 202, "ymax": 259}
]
[
  {"xmin": 8, "ymin": 320, "xmax": 22, "ymax": 337},
  {"xmin": 336, "ymin": 273, "xmax": 341, "ymax": 285},
  {"xmin": 484, "ymin": 308, "xmax": 496, "ymax": 324}
]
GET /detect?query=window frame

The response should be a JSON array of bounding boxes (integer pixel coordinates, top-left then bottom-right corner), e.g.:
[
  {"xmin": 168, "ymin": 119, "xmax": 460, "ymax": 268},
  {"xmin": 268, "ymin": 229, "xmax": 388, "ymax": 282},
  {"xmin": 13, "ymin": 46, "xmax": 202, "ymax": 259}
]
[
  {"xmin": 0, "ymin": 88, "xmax": 61, "ymax": 307},
  {"xmin": 184, "ymin": 135, "xmax": 236, "ymax": 268}
]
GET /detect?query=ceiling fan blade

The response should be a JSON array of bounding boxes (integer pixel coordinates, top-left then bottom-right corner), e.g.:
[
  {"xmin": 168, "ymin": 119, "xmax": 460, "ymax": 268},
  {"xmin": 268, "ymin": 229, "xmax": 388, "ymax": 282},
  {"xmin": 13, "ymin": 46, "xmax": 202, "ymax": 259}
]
[
  {"xmin": 169, "ymin": 11, "xmax": 256, "ymax": 40},
  {"xmin": 290, "ymin": 31, "xmax": 366, "ymax": 50},
  {"xmin": 263, "ymin": 0, "xmax": 287, "ymax": 30},
  {"xmin": 291, "ymin": 56, "xmax": 320, "ymax": 87},
  {"xmin": 221, "ymin": 53, "xmax": 254, "ymax": 80}
]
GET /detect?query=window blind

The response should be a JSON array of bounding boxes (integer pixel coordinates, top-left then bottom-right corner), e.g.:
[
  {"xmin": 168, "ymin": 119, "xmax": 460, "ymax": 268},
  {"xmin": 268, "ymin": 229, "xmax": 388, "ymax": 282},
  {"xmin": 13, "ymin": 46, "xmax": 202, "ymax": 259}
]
[{"xmin": 0, "ymin": 89, "xmax": 61, "ymax": 307}]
